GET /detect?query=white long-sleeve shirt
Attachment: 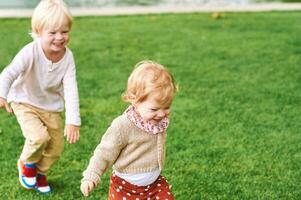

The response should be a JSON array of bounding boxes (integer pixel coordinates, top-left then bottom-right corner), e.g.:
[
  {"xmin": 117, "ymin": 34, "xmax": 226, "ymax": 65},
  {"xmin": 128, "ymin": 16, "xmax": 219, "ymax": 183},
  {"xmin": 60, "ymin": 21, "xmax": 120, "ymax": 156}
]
[{"xmin": 0, "ymin": 39, "xmax": 81, "ymax": 125}]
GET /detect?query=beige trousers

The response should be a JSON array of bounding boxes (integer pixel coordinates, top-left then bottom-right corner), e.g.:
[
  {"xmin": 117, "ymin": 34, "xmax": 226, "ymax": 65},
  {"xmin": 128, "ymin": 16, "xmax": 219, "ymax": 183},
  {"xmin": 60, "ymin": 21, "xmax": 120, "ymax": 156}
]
[{"xmin": 11, "ymin": 103, "xmax": 63, "ymax": 174}]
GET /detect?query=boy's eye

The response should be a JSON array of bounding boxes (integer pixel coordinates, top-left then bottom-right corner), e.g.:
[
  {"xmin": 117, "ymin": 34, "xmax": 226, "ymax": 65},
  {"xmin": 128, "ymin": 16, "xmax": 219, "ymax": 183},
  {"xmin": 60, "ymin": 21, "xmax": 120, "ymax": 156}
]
[
  {"xmin": 151, "ymin": 108, "xmax": 158, "ymax": 111},
  {"xmin": 49, "ymin": 32, "xmax": 56, "ymax": 35}
]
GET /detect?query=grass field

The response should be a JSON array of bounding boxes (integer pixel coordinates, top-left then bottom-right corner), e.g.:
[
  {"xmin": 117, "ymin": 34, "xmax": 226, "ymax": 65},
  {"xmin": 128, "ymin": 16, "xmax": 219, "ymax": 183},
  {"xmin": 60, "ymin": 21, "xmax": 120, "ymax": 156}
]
[{"xmin": 0, "ymin": 11, "xmax": 300, "ymax": 199}]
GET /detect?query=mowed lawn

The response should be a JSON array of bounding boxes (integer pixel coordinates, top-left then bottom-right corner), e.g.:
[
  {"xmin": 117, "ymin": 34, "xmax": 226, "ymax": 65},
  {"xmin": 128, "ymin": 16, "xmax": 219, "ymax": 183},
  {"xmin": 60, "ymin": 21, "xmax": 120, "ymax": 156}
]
[{"xmin": 0, "ymin": 11, "xmax": 300, "ymax": 200}]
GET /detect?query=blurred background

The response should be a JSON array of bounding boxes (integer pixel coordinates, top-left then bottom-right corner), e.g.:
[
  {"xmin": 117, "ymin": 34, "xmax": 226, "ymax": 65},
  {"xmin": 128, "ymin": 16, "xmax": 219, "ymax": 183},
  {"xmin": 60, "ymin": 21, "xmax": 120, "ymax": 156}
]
[{"xmin": 0, "ymin": 0, "xmax": 300, "ymax": 9}]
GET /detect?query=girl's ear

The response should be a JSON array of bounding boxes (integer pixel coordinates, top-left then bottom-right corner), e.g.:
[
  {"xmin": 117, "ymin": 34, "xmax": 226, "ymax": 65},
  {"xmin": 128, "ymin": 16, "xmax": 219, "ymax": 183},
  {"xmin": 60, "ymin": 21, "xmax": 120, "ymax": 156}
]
[
  {"xmin": 130, "ymin": 96, "xmax": 140, "ymax": 108},
  {"xmin": 132, "ymin": 101, "xmax": 137, "ymax": 108},
  {"xmin": 129, "ymin": 94, "xmax": 137, "ymax": 102}
]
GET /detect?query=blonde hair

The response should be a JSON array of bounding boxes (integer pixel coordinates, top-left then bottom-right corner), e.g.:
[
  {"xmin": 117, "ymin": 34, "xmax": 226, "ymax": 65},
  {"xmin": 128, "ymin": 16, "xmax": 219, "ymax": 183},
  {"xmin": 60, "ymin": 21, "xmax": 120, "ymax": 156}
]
[
  {"xmin": 123, "ymin": 60, "xmax": 177, "ymax": 106},
  {"xmin": 31, "ymin": 0, "xmax": 73, "ymax": 39}
]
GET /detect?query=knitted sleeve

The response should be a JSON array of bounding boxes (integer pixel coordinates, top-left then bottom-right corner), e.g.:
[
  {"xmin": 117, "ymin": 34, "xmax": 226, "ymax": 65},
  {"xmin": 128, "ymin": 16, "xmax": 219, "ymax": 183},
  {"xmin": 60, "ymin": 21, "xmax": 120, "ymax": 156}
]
[{"xmin": 81, "ymin": 117, "xmax": 125, "ymax": 185}]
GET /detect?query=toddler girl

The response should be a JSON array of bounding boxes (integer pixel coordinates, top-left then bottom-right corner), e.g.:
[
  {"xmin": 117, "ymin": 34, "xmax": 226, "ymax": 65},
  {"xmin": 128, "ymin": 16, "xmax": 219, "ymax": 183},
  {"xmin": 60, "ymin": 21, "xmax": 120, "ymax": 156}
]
[{"xmin": 80, "ymin": 60, "xmax": 177, "ymax": 199}]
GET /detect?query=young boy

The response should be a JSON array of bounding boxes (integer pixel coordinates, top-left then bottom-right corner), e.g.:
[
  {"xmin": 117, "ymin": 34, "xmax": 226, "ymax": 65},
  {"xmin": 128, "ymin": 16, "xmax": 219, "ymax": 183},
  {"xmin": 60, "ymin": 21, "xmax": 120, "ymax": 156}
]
[{"xmin": 0, "ymin": 0, "xmax": 80, "ymax": 194}]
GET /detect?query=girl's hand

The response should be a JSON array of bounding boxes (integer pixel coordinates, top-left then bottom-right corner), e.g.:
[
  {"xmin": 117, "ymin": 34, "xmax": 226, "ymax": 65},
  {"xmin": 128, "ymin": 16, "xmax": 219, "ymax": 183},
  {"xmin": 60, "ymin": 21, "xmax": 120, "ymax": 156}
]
[
  {"xmin": 80, "ymin": 180, "xmax": 95, "ymax": 197},
  {"xmin": 64, "ymin": 124, "xmax": 80, "ymax": 144},
  {"xmin": 0, "ymin": 97, "xmax": 13, "ymax": 113}
]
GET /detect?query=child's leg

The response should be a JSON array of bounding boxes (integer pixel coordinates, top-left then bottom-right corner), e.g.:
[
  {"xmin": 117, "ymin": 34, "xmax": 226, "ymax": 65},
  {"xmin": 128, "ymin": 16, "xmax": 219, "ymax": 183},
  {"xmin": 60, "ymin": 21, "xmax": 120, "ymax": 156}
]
[
  {"xmin": 109, "ymin": 174, "xmax": 175, "ymax": 200},
  {"xmin": 12, "ymin": 103, "xmax": 63, "ymax": 193},
  {"xmin": 34, "ymin": 112, "xmax": 62, "ymax": 194},
  {"xmin": 12, "ymin": 103, "xmax": 51, "ymax": 190},
  {"xmin": 35, "ymin": 111, "xmax": 63, "ymax": 174},
  {"xmin": 153, "ymin": 176, "xmax": 175, "ymax": 200},
  {"xmin": 11, "ymin": 103, "xmax": 50, "ymax": 164}
]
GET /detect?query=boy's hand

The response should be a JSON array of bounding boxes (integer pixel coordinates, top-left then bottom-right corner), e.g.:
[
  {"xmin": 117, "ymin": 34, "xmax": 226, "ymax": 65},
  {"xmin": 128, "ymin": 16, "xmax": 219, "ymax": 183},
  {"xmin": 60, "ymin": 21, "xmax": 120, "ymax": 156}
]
[
  {"xmin": 64, "ymin": 124, "xmax": 80, "ymax": 144},
  {"xmin": 0, "ymin": 97, "xmax": 13, "ymax": 113},
  {"xmin": 80, "ymin": 180, "xmax": 95, "ymax": 197}
]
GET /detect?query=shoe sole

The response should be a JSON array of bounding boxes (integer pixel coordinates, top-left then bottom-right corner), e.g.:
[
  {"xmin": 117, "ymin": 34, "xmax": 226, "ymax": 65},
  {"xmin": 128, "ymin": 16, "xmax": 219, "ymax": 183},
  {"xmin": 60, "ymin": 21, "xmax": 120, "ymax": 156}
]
[
  {"xmin": 36, "ymin": 188, "xmax": 51, "ymax": 195},
  {"xmin": 17, "ymin": 160, "xmax": 36, "ymax": 190}
]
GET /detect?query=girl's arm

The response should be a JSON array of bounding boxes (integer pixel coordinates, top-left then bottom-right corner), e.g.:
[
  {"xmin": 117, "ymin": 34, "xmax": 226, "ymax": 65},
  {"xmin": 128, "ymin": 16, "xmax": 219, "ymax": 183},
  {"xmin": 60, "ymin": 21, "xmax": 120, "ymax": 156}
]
[
  {"xmin": 81, "ymin": 118, "xmax": 125, "ymax": 189},
  {"xmin": 80, "ymin": 180, "xmax": 95, "ymax": 197}
]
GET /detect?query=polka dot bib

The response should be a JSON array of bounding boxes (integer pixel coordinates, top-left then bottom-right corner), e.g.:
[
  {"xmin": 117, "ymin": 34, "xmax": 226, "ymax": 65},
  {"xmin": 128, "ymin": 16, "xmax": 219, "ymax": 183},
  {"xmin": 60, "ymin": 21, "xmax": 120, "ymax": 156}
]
[{"xmin": 125, "ymin": 105, "xmax": 169, "ymax": 134}]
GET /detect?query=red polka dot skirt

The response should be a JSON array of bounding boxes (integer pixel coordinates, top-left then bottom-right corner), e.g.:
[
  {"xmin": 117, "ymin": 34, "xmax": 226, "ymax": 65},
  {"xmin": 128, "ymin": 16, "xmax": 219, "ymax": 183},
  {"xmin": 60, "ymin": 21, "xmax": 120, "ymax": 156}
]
[{"xmin": 109, "ymin": 173, "xmax": 175, "ymax": 200}]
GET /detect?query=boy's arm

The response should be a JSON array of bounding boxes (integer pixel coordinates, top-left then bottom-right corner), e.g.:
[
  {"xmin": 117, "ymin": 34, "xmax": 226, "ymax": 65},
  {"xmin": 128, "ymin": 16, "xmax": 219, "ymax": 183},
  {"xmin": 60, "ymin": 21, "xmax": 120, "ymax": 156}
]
[
  {"xmin": 64, "ymin": 124, "xmax": 80, "ymax": 144},
  {"xmin": 62, "ymin": 54, "xmax": 81, "ymax": 144},
  {"xmin": 0, "ymin": 46, "xmax": 30, "ymax": 100},
  {"xmin": 0, "ymin": 97, "xmax": 13, "ymax": 113},
  {"xmin": 62, "ymin": 56, "xmax": 81, "ymax": 127}
]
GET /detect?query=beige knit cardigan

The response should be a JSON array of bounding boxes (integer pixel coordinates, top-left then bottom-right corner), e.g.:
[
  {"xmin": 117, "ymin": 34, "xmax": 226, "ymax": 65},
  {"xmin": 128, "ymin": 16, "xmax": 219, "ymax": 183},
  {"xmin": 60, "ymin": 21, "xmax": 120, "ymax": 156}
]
[{"xmin": 82, "ymin": 114, "xmax": 167, "ymax": 185}]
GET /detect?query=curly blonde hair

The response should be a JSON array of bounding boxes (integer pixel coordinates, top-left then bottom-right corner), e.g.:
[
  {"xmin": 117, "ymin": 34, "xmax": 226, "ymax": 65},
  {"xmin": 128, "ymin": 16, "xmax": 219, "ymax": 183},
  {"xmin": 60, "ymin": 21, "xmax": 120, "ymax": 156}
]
[{"xmin": 123, "ymin": 60, "xmax": 177, "ymax": 106}]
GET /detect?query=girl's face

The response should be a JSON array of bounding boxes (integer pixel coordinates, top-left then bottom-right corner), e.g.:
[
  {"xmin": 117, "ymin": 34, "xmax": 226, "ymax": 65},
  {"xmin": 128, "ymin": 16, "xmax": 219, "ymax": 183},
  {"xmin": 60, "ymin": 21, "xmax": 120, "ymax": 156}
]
[
  {"xmin": 135, "ymin": 96, "xmax": 171, "ymax": 124},
  {"xmin": 39, "ymin": 22, "xmax": 70, "ymax": 60}
]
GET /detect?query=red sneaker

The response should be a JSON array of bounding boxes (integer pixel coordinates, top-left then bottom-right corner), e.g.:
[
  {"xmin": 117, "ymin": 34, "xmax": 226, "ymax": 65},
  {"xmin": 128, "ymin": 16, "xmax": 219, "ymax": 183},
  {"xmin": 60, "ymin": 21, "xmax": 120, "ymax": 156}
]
[
  {"xmin": 36, "ymin": 174, "xmax": 51, "ymax": 194},
  {"xmin": 17, "ymin": 159, "xmax": 36, "ymax": 189}
]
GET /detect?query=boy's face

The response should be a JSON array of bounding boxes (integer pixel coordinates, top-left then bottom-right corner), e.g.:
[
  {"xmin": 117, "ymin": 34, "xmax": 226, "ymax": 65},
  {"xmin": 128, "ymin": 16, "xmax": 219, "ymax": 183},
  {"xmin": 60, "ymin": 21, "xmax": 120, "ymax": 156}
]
[
  {"xmin": 135, "ymin": 96, "xmax": 171, "ymax": 124},
  {"xmin": 39, "ymin": 22, "xmax": 70, "ymax": 57}
]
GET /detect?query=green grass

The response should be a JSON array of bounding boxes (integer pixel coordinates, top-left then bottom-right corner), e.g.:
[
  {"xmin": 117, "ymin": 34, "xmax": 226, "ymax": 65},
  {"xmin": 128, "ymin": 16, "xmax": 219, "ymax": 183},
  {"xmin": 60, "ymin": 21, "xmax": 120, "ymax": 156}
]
[{"xmin": 0, "ymin": 11, "xmax": 301, "ymax": 199}]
